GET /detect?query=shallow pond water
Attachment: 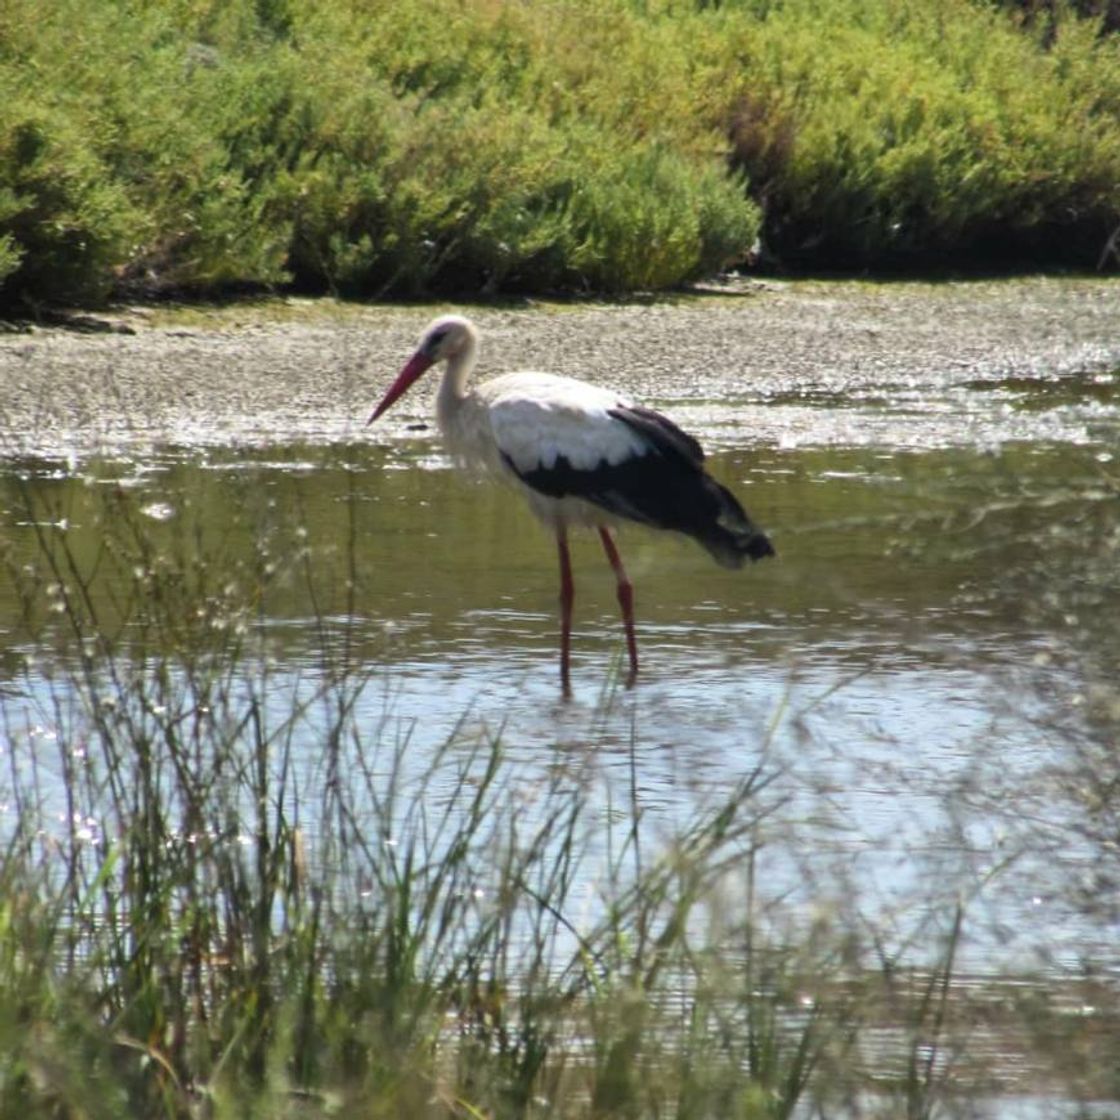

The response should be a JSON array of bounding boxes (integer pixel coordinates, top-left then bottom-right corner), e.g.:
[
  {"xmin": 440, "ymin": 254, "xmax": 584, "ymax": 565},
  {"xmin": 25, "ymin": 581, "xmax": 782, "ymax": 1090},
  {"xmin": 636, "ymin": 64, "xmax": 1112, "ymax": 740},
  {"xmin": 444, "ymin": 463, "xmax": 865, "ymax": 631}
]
[{"xmin": 3, "ymin": 428, "xmax": 1117, "ymax": 972}]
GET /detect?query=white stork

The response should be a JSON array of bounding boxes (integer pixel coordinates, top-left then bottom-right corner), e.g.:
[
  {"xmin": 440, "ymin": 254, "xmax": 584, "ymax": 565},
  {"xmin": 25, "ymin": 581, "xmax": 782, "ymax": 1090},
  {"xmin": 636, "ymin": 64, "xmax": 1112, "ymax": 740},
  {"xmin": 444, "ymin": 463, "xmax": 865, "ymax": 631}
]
[{"xmin": 369, "ymin": 314, "xmax": 773, "ymax": 693}]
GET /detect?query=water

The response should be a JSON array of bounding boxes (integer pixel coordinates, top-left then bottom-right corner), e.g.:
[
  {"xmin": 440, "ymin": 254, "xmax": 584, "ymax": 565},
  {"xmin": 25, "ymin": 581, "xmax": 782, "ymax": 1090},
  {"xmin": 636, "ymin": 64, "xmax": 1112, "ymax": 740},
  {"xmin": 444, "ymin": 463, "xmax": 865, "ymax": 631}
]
[{"xmin": 3, "ymin": 426, "xmax": 1118, "ymax": 961}]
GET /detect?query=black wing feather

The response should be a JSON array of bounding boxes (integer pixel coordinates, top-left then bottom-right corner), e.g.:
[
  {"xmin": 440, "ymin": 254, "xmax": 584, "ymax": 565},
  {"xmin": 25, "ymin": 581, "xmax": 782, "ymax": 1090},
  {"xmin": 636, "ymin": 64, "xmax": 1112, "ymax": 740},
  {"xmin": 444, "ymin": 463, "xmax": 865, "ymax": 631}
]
[
  {"xmin": 608, "ymin": 406, "xmax": 705, "ymax": 464},
  {"xmin": 503, "ymin": 405, "xmax": 774, "ymax": 568}
]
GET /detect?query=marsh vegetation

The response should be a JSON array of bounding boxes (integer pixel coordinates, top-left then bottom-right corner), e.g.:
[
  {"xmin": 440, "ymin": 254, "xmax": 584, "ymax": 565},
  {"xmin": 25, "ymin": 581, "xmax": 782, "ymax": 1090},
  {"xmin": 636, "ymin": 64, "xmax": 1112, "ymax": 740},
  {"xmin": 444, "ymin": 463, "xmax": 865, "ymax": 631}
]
[{"xmin": 3, "ymin": 0, "xmax": 1120, "ymax": 311}]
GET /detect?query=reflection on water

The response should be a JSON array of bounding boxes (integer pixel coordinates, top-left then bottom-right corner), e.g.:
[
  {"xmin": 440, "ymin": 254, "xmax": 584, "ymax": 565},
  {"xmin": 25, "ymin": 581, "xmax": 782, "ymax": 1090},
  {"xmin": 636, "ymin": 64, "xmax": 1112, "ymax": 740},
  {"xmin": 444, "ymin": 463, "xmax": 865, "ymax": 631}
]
[
  {"xmin": 4, "ymin": 438, "xmax": 1112, "ymax": 666},
  {"xmin": 1, "ymin": 434, "xmax": 1118, "ymax": 976}
]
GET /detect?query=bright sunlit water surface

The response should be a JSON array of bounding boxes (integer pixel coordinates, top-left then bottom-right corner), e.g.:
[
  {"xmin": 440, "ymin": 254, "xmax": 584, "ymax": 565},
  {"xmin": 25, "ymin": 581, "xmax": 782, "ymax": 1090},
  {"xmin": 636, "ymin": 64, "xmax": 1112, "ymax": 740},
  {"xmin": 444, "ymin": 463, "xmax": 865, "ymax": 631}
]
[{"xmin": 3, "ymin": 408, "xmax": 1118, "ymax": 979}]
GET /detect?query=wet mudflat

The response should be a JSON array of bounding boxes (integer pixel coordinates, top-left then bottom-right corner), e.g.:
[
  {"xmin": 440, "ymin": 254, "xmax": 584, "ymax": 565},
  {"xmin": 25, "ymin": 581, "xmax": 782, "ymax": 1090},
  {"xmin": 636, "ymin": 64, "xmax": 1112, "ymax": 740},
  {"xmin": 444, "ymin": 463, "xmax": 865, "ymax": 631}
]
[
  {"xmin": 2, "ymin": 276, "xmax": 1118, "ymax": 455},
  {"xmin": 2, "ymin": 278, "xmax": 1119, "ymax": 1110}
]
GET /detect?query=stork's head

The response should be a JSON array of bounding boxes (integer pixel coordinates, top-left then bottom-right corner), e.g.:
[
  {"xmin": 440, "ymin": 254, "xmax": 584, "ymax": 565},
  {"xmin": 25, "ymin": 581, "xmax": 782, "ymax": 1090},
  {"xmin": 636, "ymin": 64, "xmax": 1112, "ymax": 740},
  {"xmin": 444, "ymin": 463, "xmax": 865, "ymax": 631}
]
[{"xmin": 368, "ymin": 315, "xmax": 476, "ymax": 423}]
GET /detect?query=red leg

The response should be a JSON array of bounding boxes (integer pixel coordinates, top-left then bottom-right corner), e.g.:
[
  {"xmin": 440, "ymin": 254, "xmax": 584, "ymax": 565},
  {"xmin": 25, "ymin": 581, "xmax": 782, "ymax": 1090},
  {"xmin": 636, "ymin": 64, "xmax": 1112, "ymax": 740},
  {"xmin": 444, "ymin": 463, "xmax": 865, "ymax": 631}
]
[
  {"xmin": 598, "ymin": 527, "xmax": 639, "ymax": 684},
  {"xmin": 556, "ymin": 527, "xmax": 574, "ymax": 695}
]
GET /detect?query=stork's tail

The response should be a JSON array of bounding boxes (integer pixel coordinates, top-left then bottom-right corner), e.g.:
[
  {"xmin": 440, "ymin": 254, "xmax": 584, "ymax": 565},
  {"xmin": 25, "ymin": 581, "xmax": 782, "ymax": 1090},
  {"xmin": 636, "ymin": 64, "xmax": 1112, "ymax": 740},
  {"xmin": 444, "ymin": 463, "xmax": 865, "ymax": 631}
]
[{"xmin": 695, "ymin": 478, "xmax": 775, "ymax": 569}]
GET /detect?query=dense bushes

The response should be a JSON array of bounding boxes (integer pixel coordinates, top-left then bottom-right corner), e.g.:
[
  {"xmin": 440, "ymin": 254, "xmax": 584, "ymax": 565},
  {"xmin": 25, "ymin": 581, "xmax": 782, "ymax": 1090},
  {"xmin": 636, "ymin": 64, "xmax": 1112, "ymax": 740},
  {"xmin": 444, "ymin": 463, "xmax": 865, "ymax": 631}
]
[
  {"xmin": 715, "ymin": 0, "xmax": 1120, "ymax": 268},
  {"xmin": 1, "ymin": 0, "xmax": 1119, "ymax": 307},
  {"xmin": 0, "ymin": 88, "xmax": 139, "ymax": 303}
]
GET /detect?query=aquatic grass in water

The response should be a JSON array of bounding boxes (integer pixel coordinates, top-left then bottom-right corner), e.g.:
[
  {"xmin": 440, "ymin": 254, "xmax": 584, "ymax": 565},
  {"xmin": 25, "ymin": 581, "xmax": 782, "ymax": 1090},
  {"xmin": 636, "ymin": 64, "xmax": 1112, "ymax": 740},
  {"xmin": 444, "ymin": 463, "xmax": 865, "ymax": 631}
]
[
  {"xmin": 1, "ymin": 463, "xmax": 1119, "ymax": 1117},
  {"xmin": 0, "ymin": 473, "xmax": 848, "ymax": 1117}
]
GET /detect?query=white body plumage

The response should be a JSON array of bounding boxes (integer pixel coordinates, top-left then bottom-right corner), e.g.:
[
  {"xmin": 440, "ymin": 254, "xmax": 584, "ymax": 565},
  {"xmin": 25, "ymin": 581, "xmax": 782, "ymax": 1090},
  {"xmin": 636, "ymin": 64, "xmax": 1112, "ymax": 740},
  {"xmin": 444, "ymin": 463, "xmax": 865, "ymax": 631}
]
[{"xmin": 440, "ymin": 368, "xmax": 648, "ymax": 529}]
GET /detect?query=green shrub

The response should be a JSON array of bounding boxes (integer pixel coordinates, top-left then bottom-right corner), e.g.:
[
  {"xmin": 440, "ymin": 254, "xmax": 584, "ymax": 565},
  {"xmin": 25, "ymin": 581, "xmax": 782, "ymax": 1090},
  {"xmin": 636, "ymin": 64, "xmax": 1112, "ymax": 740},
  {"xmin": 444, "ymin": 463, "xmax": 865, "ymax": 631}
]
[
  {"xmin": 0, "ymin": 86, "xmax": 140, "ymax": 305},
  {"xmin": 2, "ymin": 0, "xmax": 1120, "ymax": 306},
  {"xmin": 273, "ymin": 0, "xmax": 760, "ymax": 295},
  {"xmin": 0, "ymin": 0, "xmax": 295, "ymax": 304},
  {"xmin": 0, "ymin": 234, "xmax": 20, "ymax": 289},
  {"xmin": 566, "ymin": 141, "xmax": 757, "ymax": 291},
  {"xmin": 713, "ymin": 0, "xmax": 1120, "ymax": 267}
]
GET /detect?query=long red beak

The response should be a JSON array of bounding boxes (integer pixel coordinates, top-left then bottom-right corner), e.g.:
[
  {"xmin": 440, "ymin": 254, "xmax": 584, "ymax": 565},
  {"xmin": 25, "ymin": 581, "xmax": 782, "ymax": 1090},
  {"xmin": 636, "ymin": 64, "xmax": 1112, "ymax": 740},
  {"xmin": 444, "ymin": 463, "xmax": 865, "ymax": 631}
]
[{"xmin": 367, "ymin": 351, "xmax": 434, "ymax": 424}]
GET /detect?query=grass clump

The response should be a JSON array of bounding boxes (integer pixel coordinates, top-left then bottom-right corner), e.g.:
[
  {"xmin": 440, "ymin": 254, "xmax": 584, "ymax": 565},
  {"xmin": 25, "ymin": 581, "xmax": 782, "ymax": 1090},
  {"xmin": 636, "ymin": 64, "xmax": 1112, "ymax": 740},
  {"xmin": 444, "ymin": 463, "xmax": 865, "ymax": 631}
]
[
  {"xmin": 2, "ymin": 454, "xmax": 1120, "ymax": 1115},
  {"xmin": 0, "ymin": 468, "xmax": 855, "ymax": 1118},
  {"xmin": 1, "ymin": 463, "xmax": 1050, "ymax": 1119}
]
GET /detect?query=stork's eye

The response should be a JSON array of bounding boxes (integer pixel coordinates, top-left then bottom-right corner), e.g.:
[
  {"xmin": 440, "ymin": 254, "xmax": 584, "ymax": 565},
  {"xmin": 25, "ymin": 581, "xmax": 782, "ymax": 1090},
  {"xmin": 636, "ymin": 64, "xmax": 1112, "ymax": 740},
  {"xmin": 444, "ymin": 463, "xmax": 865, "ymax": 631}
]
[{"xmin": 424, "ymin": 328, "xmax": 449, "ymax": 354}]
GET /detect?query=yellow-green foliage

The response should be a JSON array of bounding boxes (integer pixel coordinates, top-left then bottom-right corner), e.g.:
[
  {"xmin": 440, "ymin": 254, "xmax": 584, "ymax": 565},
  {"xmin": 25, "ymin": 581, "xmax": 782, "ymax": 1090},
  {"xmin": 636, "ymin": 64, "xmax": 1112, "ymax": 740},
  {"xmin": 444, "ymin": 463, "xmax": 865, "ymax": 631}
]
[
  {"xmin": 705, "ymin": 0, "xmax": 1120, "ymax": 263},
  {"xmin": 0, "ymin": 0, "xmax": 763, "ymax": 302},
  {"xmin": 276, "ymin": 0, "xmax": 757, "ymax": 294},
  {"xmin": 0, "ymin": 76, "xmax": 141, "ymax": 302},
  {"xmin": 1, "ymin": 0, "xmax": 1119, "ymax": 305}
]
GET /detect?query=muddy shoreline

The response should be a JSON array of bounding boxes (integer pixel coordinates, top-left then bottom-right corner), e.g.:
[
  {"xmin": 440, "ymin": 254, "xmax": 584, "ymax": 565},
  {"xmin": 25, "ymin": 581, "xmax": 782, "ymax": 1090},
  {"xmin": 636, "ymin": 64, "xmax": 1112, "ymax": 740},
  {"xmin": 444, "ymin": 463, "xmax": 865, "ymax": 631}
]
[{"xmin": 2, "ymin": 277, "xmax": 1118, "ymax": 459}]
